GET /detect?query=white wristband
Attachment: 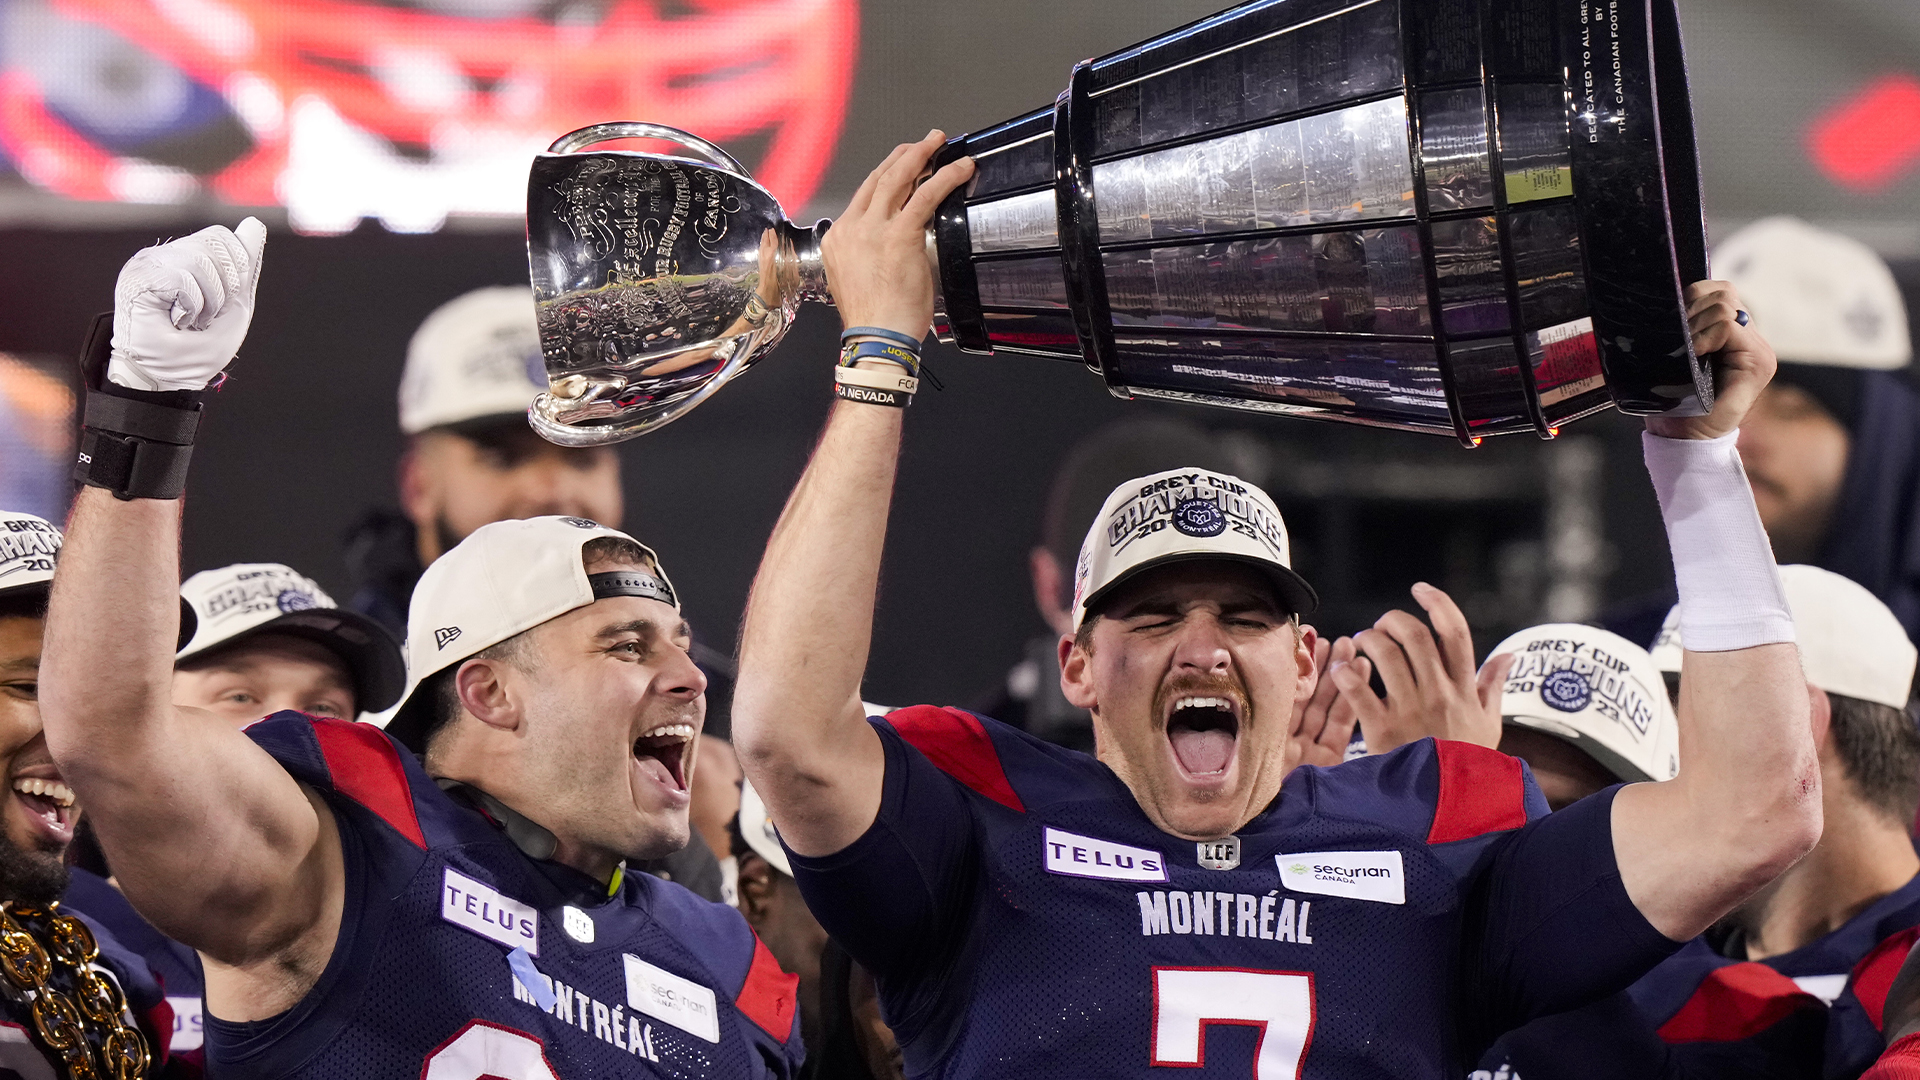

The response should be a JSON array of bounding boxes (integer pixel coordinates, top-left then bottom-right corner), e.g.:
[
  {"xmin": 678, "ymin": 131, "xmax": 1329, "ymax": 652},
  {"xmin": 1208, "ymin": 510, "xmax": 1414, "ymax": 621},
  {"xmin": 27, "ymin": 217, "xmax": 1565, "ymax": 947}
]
[{"xmin": 1643, "ymin": 431, "xmax": 1795, "ymax": 652}]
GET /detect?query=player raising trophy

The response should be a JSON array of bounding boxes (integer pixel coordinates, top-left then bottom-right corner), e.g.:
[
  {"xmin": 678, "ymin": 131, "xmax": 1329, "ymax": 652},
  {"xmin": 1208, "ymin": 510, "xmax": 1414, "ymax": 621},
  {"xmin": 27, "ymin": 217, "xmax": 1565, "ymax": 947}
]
[{"xmin": 731, "ymin": 131, "xmax": 1823, "ymax": 1078}]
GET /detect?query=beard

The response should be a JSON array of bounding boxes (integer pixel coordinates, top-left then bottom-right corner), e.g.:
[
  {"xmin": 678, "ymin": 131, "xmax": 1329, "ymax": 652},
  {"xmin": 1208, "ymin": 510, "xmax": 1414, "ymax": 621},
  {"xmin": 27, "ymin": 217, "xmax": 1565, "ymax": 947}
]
[{"xmin": 0, "ymin": 836, "xmax": 68, "ymax": 905}]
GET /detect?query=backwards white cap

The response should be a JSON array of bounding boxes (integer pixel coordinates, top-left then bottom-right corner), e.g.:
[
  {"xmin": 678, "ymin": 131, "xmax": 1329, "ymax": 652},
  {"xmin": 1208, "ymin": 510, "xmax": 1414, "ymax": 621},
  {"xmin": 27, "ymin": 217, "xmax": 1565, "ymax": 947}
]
[
  {"xmin": 379, "ymin": 515, "xmax": 676, "ymax": 750},
  {"xmin": 1072, "ymin": 468, "xmax": 1316, "ymax": 630},
  {"xmin": 397, "ymin": 286, "xmax": 548, "ymax": 435},
  {"xmin": 1652, "ymin": 564, "xmax": 1917, "ymax": 710},
  {"xmin": 1494, "ymin": 623, "xmax": 1680, "ymax": 784},
  {"xmin": 1712, "ymin": 216, "xmax": 1911, "ymax": 370},
  {"xmin": 177, "ymin": 564, "xmax": 405, "ymax": 714},
  {"xmin": 0, "ymin": 511, "xmax": 61, "ymax": 606},
  {"xmin": 736, "ymin": 778, "xmax": 791, "ymax": 877}
]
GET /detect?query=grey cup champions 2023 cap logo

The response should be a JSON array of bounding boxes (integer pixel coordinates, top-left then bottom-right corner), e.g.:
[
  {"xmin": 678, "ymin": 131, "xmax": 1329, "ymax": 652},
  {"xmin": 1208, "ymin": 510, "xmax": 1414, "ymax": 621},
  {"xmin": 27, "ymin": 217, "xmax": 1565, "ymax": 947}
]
[
  {"xmin": 1107, "ymin": 473, "xmax": 1285, "ymax": 559},
  {"xmin": 0, "ymin": 516, "xmax": 60, "ymax": 586}
]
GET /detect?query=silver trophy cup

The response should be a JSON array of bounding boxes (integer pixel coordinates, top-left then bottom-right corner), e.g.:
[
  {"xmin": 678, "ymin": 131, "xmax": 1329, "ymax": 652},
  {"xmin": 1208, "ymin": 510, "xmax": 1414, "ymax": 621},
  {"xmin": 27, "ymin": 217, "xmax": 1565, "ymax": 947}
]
[{"xmin": 527, "ymin": 0, "xmax": 1708, "ymax": 447}]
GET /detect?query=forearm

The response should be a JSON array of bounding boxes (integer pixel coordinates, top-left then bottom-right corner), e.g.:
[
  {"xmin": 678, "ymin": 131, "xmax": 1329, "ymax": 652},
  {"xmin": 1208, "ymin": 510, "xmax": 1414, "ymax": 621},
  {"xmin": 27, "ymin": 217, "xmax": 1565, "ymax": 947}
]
[
  {"xmin": 1614, "ymin": 432, "xmax": 1819, "ymax": 939},
  {"xmin": 41, "ymin": 488, "xmax": 185, "ymax": 770},
  {"xmin": 734, "ymin": 397, "xmax": 899, "ymax": 795}
]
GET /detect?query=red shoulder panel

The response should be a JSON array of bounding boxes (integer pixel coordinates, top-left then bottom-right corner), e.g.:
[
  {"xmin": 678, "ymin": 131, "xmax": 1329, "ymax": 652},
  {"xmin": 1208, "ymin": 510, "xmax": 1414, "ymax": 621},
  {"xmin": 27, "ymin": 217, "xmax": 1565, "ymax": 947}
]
[
  {"xmin": 1854, "ymin": 926, "xmax": 1920, "ymax": 1030},
  {"xmin": 1657, "ymin": 962, "xmax": 1821, "ymax": 1043},
  {"xmin": 1864, "ymin": 1032, "xmax": 1920, "ymax": 1080},
  {"xmin": 735, "ymin": 936, "xmax": 800, "ymax": 1041},
  {"xmin": 310, "ymin": 717, "xmax": 427, "ymax": 849},
  {"xmin": 886, "ymin": 706, "xmax": 1026, "ymax": 813},
  {"xmin": 1426, "ymin": 739, "xmax": 1529, "ymax": 845}
]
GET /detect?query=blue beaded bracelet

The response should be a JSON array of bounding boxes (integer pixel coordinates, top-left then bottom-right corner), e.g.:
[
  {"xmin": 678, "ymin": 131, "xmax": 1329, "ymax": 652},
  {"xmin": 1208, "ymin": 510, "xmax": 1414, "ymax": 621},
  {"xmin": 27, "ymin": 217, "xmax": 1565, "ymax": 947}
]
[{"xmin": 840, "ymin": 326, "xmax": 926, "ymax": 351}]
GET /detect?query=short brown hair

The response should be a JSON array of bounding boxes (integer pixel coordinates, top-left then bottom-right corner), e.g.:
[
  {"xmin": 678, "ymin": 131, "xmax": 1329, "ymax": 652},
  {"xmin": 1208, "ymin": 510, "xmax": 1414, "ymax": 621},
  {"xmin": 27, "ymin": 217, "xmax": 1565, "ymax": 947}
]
[{"xmin": 1829, "ymin": 691, "xmax": 1920, "ymax": 825}]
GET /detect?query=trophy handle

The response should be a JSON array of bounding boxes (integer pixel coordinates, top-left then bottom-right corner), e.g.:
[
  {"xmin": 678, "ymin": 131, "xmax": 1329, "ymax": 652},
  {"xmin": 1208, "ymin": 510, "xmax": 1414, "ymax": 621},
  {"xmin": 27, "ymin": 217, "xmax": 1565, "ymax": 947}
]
[{"xmin": 545, "ymin": 123, "xmax": 750, "ymax": 178}]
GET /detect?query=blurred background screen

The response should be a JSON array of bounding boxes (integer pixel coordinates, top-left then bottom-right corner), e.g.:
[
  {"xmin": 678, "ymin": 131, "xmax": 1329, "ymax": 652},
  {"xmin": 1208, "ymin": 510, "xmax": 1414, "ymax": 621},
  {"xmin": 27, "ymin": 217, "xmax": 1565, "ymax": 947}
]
[{"xmin": 0, "ymin": 0, "xmax": 1917, "ymax": 708}]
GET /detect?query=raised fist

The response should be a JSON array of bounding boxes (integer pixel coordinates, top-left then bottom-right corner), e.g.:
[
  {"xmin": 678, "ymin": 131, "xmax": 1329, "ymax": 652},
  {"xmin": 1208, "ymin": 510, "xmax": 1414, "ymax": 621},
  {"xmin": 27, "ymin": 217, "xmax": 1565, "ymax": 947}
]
[{"xmin": 108, "ymin": 218, "xmax": 267, "ymax": 392}]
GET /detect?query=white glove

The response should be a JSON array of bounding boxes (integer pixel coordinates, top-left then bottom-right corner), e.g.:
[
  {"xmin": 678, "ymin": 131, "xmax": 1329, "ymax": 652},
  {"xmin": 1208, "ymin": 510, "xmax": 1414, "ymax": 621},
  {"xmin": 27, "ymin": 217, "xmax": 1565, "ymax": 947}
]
[{"xmin": 108, "ymin": 217, "xmax": 267, "ymax": 392}]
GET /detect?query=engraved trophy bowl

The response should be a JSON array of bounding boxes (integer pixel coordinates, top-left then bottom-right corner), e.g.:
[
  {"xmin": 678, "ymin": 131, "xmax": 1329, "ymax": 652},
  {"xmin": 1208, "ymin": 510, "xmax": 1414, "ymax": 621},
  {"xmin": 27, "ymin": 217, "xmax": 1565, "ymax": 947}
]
[
  {"xmin": 527, "ymin": 0, "xmax": 1708, "ymax": 448},
  {"xmin": 525, "ymin": 123, "xmax": 830, "ymax": 446}
]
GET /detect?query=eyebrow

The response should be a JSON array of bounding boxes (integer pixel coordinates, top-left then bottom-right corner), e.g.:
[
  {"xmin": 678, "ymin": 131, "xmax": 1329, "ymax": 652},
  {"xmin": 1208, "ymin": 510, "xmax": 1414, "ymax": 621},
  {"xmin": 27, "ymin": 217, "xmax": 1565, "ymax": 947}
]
[
  {"xmin": 595, "ymin": 619, "xmax": 694, "ymax": 641},
  {"xmin": 0, "ymin": 657, "xmax": 37, "ymax": 675}
]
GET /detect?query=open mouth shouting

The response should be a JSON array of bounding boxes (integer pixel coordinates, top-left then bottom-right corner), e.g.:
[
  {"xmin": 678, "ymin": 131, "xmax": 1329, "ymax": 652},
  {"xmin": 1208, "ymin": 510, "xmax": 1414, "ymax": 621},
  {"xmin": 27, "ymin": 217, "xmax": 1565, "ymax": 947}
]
[
  {"xmin": 632, "ymin": 721, "xmax": 697, "ymax": 800},
  {"xmin": 10, "ymin": 773, "xmax": 75, "ymax": 847},
  {"xmin": 1164, "ymin": 693, "xmax": 1244, "ymax": 786}
]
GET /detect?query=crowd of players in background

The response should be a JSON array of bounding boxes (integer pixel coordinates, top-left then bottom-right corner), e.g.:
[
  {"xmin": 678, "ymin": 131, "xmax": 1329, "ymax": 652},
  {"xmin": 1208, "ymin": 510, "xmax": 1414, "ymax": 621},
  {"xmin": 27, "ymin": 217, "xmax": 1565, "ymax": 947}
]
[{"xmin": 2, "ymin": 129, "xmax": 1920, "ymax": 1079}]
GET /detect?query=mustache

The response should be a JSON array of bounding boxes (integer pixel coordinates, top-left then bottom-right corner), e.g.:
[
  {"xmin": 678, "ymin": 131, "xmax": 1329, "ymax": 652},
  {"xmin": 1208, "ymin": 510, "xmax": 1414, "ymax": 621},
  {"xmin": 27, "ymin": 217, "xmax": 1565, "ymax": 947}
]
[{"xmin": 1153, "ymin": 672, "xmax": 1252, "ymax": 725}]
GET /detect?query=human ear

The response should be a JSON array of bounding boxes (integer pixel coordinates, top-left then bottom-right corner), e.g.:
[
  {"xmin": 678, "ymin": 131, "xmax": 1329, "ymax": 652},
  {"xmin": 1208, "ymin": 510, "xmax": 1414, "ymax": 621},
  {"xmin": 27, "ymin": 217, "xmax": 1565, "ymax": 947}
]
[
  {"xmin": 735, "ymin": 856, "xmax": 775, "ymax": 924},
  {"xmin": 455, "ymin": 658, "xmax": 521, "ymax": 733},
  {"xmin": 1807, "ymin": 683, "xmax": 1833, "ymax": 754},
  {"xmin": 1059, "ymin": 633, "xmax": 1097, "ymax": 710}
]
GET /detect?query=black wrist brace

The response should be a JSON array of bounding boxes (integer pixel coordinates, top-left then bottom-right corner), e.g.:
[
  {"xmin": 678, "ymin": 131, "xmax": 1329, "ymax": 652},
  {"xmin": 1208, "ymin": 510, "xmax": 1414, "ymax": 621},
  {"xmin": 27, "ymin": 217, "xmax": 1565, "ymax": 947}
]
[{"xmin": 71, "ymin": 312, "xmax": 213, "ymax": 501}]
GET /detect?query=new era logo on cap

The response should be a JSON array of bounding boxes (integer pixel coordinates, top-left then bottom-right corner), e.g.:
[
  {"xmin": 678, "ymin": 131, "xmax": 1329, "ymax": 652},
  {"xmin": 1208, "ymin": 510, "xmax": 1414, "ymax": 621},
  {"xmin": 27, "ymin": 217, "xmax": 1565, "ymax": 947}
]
[{"xmin": 435, "ymin": 626, "xmax": 463, "ymax": 650}]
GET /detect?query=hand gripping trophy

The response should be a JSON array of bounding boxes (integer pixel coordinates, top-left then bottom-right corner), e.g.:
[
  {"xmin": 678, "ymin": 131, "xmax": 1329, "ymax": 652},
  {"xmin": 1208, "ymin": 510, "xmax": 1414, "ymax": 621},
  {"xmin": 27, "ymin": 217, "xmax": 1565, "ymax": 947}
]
[{"xmin": 525, "ymin": 0, "xmax": 1710, "ymax": 448}]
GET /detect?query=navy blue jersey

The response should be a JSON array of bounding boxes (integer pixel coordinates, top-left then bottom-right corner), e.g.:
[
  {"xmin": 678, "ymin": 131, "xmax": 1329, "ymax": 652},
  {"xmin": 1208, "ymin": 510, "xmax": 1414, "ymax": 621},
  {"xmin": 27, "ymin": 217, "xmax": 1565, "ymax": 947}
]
[
  {"xmin": 65, "ymin": 868, "xmax": 205, "ymax": 1059},
  {"xmin": 788, "ymin": 707, "xmax": 1678, "ymax": 1079},
  {"xmin": 204, "ymin": 712, "xmax": 804, "ymax": 1078},
  {"xmin": 1475, "ymin": 863, "xmax": 1920, "ymax": 1080}
]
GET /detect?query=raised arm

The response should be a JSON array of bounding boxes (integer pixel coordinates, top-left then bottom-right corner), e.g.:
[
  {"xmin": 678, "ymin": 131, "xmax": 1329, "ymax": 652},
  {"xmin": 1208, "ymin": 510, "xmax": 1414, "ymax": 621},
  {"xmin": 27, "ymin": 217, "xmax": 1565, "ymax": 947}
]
[
  {"xmin": 731, "ymin": 133, "xmax": 973, "ymax": 858},
  {"xmin": 38, "ymin": 222, "xmax": 344, "ymax": 1015},
  {"xmin": 1611, "ymin": 282, "xmax": 1822, "ymax": 941}
]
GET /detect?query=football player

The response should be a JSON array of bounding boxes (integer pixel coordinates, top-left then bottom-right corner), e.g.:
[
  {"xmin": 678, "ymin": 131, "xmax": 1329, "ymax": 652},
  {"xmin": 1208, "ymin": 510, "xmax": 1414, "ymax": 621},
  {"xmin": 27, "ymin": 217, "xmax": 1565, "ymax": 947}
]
[
  {"xmin": 0, "ymin": 510, "xmax": 182, "ymax": 1076},
  {"xmin": 732, "ymin": 131, "xmax": 1821, "ymax": 1077},
  {"xmin": 40, "ymin": 221, "xmax": 804, "ymax": 1076}
]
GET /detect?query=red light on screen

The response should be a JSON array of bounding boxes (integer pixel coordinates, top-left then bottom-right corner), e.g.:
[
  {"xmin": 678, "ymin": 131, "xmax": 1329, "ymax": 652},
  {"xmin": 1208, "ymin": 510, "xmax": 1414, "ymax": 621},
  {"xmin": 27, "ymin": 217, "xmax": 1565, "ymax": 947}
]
[{"xmin": 1808, "ymin": 75, "xmax": 1920, "ymax": 192}]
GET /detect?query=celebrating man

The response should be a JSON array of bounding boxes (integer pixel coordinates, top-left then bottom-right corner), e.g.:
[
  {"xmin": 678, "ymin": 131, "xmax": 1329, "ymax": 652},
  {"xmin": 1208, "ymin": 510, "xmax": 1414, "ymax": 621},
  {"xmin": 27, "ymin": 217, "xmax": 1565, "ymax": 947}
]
[
  {"xmin": 0, "ymin": 511, "xmax": 179, "ymax": 1077},
  {"xmin": 732, "ymin": 131, "xmax": 1822, "ymax": 1076},
  {"xmin": 40, "ymin": 221, "xmax": 803, "ymax": 1076}
]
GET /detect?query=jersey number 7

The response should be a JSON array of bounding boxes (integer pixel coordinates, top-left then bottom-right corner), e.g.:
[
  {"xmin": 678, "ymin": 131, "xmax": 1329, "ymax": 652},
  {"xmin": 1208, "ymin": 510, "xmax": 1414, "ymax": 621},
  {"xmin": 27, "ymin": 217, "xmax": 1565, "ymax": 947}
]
[{"xmin": 1151, "ymin": 967, "xmax": 1316, "ymax": 1079}]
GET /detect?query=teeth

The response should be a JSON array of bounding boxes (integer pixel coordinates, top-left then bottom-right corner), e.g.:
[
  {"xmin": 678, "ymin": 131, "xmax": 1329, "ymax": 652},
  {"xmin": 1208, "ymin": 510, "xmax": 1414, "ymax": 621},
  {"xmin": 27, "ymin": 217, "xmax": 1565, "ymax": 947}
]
[
  {"xmin": 1174, "ymin": 697, "xmax": 1233, "ymax": 712},
  {"xmin": 638, "ymin": 723, "xmax": 696, "ymax": 742},
  {"xmin": 12, "ymin": 778, "xmax": 74, "ymax": 808}
]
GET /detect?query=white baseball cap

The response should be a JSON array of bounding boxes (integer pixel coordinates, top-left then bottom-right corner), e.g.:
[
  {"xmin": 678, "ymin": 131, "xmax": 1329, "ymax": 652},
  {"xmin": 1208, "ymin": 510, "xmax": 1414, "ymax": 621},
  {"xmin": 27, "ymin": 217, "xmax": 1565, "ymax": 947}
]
[
  {"xmin": 1072, "ymin": 468, "xmax": 1317, "ymax": 630},
  {"xmin": 380, "ymin": 515, "xmax": 677, "ymax": 751},
  {"xmin": 0, "ymin": 511, "xmax": 62, "ymax": 607},
  {"xmin": 1712, "ymin": 216, "xmax": 1911, "ymax": 370},
  {"xmin": 1494, "ymin": 623, "xmax": 1680, "ymax": 784},
  {"xmin": 0, "ymin": 512, "xmax": 200, "ymax": 645},
  {"xmin": 178, "ymin": 564, "xmax": 405, "ymax": 714},
  {"xmin": 736, "ymin": 778, "xmax": 791, "ymax": 877},
  {"xmin": 397, "ymin": 286, "xmax": 548, "ymax": 435},
  {"xmin": 1651, "ymin": 565, "xmax": 1917, "ymax": 710}
]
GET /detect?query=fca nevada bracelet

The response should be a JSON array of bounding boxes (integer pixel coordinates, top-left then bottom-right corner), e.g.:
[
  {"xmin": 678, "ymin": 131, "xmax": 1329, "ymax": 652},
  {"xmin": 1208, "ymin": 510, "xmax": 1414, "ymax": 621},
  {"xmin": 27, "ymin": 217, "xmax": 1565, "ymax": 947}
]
[
  {"xmin": 71, "ymin": 312, "xmax": 212, "ymax": 501},
  {"xmin": 835, "ymin": 381, "xmax": 911, "ymax": 408}
]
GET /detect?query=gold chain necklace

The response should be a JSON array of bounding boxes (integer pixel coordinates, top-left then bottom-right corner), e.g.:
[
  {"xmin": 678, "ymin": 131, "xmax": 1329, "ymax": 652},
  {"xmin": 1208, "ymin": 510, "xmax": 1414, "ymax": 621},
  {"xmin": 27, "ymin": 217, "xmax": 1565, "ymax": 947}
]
[{"xmin": 0, "ymin": 902, "xmax": 150, "ymax": 1080}]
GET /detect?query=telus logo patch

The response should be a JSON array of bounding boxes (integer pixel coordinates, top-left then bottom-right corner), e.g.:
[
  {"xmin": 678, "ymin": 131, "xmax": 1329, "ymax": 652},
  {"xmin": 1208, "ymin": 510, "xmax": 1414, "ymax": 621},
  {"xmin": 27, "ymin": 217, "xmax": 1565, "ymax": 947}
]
[
  {"xmin": 1043, "ymin": 827, "xmax": 1167, "ymax": 882},
  {"xmin": 1276, "ymin": 850, "xmax": 1405, "ymax": 905}
]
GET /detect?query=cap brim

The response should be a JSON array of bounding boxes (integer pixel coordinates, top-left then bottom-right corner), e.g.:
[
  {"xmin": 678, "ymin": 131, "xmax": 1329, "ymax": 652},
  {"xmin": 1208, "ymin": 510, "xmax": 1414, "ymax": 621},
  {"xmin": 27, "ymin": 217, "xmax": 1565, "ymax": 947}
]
[
  {"xmin": 179, "ymin": 609, "xmax": 405, "ymax": 713},
  {"xmin": 1080, "ymin": 552, "xmax": 1320, "ymax": 626},
  {"xmin": 0, "ymin": 583, "xmax": 197, "ymax": 650},
  {"xmin": 1502, "ymin": 714, "xmax": 1653, "ymax": 784}
]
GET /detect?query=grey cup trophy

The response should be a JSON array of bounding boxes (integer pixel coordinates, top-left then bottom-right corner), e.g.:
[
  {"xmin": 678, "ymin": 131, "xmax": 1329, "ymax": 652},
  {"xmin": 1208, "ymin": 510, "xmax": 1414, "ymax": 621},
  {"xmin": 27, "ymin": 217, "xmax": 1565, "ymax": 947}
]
[{"xmin": 527, "ymin": 0, "xmax": 1709, "ymax": 448}]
